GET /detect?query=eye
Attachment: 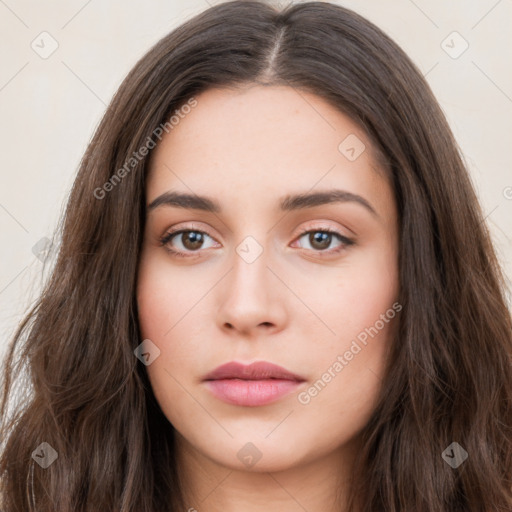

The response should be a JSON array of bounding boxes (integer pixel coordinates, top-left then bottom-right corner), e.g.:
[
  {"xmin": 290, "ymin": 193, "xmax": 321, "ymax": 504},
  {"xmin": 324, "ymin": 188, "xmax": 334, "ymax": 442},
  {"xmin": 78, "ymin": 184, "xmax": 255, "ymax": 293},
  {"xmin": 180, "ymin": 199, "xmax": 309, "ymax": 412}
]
[
  {"xmin": 158, "ymin": 225, "xmax": 354, "ymax": 259},
  {"xmin": 293, "ymin": 227, "xmax": 354, "ymax": 255},
  {"xmin": 159, "ymin": 229, "xmax": 218, "ymax": 258}
]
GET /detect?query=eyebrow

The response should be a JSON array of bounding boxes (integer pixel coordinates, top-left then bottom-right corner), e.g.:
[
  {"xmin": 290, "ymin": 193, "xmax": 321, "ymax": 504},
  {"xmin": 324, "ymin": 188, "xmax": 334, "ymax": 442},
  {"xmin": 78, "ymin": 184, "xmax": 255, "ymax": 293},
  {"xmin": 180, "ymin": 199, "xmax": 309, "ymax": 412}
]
[{"xmin": 147, "ymin": 189, "xmax": 378, "ymax": 217}]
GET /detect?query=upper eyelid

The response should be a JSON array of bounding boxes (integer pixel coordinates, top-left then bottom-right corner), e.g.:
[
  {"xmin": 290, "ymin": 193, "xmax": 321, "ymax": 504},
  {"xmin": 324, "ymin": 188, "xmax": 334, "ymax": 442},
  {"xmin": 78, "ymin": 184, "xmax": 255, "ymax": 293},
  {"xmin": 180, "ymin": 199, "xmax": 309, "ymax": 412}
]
[{"xmin": 163, "ymin": 222, "xmax": 347, "ymax": 237}]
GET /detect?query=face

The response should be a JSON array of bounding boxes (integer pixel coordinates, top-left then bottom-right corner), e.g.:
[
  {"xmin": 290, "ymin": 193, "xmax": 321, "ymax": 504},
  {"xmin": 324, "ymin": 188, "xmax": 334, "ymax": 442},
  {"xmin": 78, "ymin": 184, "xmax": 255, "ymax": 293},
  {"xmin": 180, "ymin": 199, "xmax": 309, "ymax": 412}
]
[{"xmin": 136, "ymin": 84, "xmax": 399, "ymax": 473}]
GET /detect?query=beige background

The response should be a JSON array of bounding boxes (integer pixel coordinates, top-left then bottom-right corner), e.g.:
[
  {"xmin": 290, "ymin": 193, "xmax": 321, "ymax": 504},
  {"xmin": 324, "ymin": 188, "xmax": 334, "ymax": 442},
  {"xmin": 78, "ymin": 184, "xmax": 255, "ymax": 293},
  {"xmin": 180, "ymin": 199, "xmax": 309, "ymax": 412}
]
[{"xmin": 1, "ymin": 0, "xmax": 511, "ymax": 359}]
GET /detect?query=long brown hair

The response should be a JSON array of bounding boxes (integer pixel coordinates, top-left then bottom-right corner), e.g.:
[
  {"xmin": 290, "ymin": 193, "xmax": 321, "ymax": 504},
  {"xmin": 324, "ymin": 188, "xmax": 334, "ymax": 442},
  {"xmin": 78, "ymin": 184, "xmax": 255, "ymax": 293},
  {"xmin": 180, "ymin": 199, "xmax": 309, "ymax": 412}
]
[{"xmin": 1, "ymin": 1, "xmax": 511, "ymax": 510}]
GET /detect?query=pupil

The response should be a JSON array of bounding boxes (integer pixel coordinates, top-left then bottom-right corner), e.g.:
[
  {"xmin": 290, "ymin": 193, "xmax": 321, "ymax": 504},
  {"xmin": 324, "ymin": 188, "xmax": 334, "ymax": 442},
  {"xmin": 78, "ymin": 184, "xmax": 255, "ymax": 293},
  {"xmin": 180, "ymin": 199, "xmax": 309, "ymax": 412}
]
[
  {"xmin": 310, "ymin": 232, "xmax": 330, "ymax": 250},
  {"xmin": 183, "ymin": 231, "xmax": 203, "ymax": 250}
]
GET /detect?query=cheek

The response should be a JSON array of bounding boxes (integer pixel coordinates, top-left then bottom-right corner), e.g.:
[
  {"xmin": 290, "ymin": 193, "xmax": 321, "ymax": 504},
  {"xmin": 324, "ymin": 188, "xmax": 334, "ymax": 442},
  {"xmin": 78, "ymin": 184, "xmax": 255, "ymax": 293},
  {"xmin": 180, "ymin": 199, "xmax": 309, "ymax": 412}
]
[
  {"xmin": 136, "ymin": 249, "xmax": 208, "ymax": 341},
  {"xmin": 305, "ymin": 236, "xmax": 398, "ymax": 344},
  {"xmin": 297, "ymin": 240, "xmax": 399, "ymax": 413},
  {"xmin": 136, "ymin": 250, "xmax": 215, "ymax": 416},
  {"xmin": 136, "ymin": 255, "xmax": 195, "ymax": 430}
]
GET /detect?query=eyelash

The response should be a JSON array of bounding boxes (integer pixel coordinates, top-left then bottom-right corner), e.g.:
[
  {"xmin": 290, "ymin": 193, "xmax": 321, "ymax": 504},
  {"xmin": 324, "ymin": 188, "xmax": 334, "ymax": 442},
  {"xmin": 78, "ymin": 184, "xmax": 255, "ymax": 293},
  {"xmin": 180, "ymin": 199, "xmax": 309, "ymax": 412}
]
[{"xmin": 158, "ymin": 225, "xmax": 354, "ymax": 259}]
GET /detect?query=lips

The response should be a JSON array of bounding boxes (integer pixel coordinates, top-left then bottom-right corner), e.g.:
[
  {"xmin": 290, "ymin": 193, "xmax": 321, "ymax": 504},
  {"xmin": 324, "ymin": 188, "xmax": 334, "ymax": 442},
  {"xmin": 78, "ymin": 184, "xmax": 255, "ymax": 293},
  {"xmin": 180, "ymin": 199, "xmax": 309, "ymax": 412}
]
[
  {"xmin": 203, "ymin": 361, "xmax": 305, "ymax": 382},
  {"xmin": 203, "ymin": 361, "xmax": 306, "ymax": 407}
]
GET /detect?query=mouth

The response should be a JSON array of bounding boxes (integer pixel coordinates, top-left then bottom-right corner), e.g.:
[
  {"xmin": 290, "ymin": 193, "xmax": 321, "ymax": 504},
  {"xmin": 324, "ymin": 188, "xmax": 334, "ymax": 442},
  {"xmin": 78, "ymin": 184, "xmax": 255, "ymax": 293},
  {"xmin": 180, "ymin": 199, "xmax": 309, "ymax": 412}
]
[{"xmin": 202, "ymin": 361, "xmax": 306, "ymax": 407}]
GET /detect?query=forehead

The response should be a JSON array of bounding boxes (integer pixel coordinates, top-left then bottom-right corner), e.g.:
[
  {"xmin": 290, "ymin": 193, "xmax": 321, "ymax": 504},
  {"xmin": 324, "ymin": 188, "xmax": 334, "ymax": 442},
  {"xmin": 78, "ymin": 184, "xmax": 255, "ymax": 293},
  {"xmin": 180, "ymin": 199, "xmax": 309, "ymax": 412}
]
[
  {"xmin": 152, "ymin": 84, "xmax": 371, "ymax": 163},
  {"xmin": 147, "ymin": 85, "xmax": 392, "ymax": 219}
]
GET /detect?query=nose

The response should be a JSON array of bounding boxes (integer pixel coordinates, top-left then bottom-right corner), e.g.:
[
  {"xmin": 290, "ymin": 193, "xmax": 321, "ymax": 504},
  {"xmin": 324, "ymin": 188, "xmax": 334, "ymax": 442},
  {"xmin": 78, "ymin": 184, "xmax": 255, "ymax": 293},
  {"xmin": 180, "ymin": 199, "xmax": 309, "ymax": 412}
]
[{"xmin": 217, "ymin": 242, "xmax": 288, "ymax": 337}]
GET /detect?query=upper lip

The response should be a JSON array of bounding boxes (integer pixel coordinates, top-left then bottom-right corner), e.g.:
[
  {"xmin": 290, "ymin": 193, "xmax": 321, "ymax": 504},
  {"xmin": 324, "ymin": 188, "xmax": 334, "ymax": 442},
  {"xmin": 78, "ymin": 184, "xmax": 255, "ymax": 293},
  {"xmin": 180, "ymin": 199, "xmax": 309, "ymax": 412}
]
[{"xmin": 203, "ymin": 361, "xmax": 305, "ymax": 382}]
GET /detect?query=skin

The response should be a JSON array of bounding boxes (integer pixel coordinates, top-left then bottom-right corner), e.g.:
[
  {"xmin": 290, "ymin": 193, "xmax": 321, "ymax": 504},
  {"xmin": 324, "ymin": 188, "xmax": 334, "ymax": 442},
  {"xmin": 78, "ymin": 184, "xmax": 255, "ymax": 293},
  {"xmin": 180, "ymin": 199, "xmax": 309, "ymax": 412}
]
[{"xmin": 136, "ymin": 84, "xmax": 399, "ymax": 511}]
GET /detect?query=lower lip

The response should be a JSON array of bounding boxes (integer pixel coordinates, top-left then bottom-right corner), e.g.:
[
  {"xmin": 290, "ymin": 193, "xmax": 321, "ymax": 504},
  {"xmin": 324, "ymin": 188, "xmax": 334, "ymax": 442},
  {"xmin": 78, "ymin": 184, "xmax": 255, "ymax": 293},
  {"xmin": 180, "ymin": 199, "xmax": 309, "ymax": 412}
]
[{"xmin": 204, "ymin": 378, "xmax": 303, "ymax": 406}]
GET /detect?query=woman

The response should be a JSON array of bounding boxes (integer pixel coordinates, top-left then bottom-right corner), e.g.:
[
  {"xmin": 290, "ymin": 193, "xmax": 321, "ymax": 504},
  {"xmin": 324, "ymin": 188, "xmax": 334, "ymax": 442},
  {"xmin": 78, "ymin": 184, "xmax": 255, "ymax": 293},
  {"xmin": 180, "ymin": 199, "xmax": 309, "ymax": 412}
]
[{"xmin": 1, "ymin": 1, "xmax": 511, "ymax": 510}]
